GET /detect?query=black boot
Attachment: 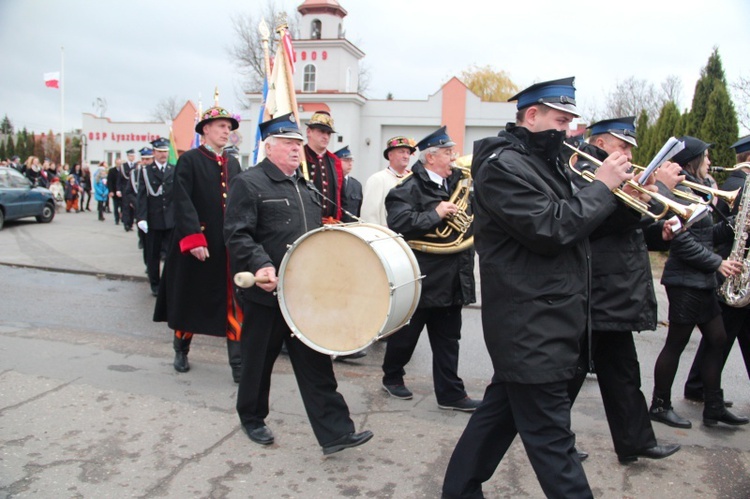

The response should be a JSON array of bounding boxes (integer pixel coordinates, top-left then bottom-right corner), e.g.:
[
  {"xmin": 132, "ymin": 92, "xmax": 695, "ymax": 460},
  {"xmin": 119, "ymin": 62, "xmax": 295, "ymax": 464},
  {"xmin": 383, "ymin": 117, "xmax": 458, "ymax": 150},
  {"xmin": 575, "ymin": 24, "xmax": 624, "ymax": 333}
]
[
  {"xmin": 227, "ymin": 339, "xmax": 242, "ymax": 384},
  {"xmin": 173, "ymin": 336, "xmax": 191, "ymax": 373},
  {"xmin": 703, "ymin": 389, "xmax": 749, "ymax": 426},
  {"xmin": 650, "ymin": 394, "xmax": 692, "ymax": 428}
]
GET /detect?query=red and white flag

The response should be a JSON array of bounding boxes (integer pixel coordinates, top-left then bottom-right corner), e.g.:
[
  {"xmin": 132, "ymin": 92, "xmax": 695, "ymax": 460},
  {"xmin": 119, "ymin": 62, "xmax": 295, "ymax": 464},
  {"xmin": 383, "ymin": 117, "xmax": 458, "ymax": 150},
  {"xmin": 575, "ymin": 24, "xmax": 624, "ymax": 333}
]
[{"xmin": 44, "ymin": 72, "xmax": 60, "ymax": 89}]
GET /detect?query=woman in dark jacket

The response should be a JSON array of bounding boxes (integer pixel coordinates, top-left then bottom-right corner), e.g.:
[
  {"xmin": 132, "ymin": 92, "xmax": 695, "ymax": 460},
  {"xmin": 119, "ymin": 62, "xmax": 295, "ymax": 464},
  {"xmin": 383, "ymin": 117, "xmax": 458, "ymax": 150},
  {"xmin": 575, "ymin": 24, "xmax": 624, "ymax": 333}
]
[{"xmin": 651, "ymin": 136, "xmax": 748, "ymax": 429}]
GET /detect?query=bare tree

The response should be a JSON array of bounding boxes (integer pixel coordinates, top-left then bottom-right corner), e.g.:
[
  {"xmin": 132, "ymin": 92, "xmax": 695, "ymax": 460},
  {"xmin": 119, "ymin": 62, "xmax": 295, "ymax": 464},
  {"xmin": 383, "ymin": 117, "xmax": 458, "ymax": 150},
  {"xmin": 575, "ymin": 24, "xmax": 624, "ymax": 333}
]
[
  {"xmin": 228, "ymin": 1, "xmax": 299, "ymax": 106},
  {"xmin": 92, "ymin": 97, "xmax": 108, "ymax": 118},
  {"xmin": 358, "ymin": 62, "xmax": 371, "ymax": 96},
  {"xmin": 731, "ymin": 75, "xmax": 750, "ymax": 131},
  {"xmin": 151, "ymin": 96, "xmax": 181, "ymax": 122},
  {"xmin": 603, "ymin": 76, "xmax": 682, "ymax": 125}
]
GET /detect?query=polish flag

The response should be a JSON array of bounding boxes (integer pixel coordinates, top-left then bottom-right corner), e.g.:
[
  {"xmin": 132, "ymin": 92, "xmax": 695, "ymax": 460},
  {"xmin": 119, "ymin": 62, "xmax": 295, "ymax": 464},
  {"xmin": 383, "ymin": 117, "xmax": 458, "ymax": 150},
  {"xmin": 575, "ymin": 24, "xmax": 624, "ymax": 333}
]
[{"xmin": 44, "ymin": 72, "xmax": 60, "ymax": 89}]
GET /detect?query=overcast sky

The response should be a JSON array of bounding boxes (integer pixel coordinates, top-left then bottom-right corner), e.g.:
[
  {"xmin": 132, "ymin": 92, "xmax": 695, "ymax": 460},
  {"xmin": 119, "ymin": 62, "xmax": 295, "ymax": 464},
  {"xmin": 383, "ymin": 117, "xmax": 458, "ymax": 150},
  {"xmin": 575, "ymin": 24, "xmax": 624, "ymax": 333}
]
[{"xmin": 1, "ymin": 0, "xmax": 748, "ymax": 134}]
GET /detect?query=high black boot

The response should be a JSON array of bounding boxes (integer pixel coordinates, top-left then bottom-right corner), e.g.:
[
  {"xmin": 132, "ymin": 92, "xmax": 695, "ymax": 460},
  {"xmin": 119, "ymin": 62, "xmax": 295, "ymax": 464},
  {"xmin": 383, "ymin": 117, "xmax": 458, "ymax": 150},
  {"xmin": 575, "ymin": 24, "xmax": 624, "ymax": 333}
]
[
  {"xmin": 173, "ymin": 336, "xmax": 191, "ymax": 373},
  {"xmin": 650, "ymin": 394, "xmax": 692, "ymax": 428},
  {"xmin": 703, "ymin": 389, "xmax": 749, "ymax": 426},
  {"xmin": 227, "ymin": 339, "xmax": 242, "ymax": 384}
]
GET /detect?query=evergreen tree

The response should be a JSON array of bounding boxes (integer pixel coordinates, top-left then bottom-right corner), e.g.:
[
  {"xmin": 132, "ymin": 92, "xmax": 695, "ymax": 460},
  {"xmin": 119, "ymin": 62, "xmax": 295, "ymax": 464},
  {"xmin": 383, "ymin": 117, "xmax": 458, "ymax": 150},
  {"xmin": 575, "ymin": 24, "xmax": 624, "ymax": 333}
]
[
  {"xmin": 674, "ymin": 111, "xmax": 689, "ymax": 138},
  {"xmin": 15, "ymin": 131, "xmax": 25, "ymax": 162},
  {"xmin": 6, "ymin": 135, "xmax": 15, "ymax": 158},
  {"xmin": 0, "ymin": 140, "xmax": 6, "ymax": 160},
  {"xmin": 686, "ymin": 48, "xmax": 732, "ymax": 136},
  {"xmin": 20, "ymin": 128, "xmax": 31, "ymax": 159},
  {"xmin": 700, "ymin": 84, "xmax": 740, "ymax": 168},
  {"xmin": 633, "ymin": 110, "xmax": 652, "ymax": 165},
  {"xmin": 0, "ymin": 115, "xmax": 13, "ymax": 135},
  {"xmin": 648, "ymin": 102, "xmax": 681, "ymax": 161}
]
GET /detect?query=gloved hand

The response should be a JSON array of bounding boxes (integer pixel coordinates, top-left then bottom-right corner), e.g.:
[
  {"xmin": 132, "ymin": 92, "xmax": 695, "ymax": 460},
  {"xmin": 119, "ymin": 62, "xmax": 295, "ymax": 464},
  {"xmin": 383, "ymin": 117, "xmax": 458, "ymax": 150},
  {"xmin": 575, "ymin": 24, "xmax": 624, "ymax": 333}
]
[{"xmin": 137, "ymin": 220, "xmax": 148, "ymax": 233}]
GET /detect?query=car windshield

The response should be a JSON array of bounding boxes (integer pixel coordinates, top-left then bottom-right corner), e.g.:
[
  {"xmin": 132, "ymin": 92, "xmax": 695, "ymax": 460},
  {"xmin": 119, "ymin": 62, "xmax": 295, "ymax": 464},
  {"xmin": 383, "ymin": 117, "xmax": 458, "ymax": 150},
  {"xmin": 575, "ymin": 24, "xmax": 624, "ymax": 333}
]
[{"xmin": 6, "ymin": 168, "xmax": 31, "ymax": 188}]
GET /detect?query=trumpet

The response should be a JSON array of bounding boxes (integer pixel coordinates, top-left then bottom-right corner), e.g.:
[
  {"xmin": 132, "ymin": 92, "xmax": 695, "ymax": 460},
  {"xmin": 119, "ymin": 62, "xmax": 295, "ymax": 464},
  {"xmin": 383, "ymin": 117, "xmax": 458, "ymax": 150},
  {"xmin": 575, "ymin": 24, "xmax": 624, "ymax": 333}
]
[
  {"xmin": 630, "ymin": 163, "xmax": 741, "ymax": 210},
  {"xmin": 710, "ymin": 162, "xmax": 750, "ymax": 173},
  {"xmin": 563, "ymin": 143, "xmax": 708, "ymax": 227}
]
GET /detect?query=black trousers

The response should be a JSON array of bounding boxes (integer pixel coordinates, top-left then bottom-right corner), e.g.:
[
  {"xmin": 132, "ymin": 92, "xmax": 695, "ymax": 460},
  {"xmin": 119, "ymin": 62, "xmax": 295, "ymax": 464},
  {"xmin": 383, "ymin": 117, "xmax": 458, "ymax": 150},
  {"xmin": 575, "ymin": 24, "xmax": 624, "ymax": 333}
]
[
  {"xmin": 442, "ymin": 377, "xmax": 592, "ymax": 499},
  {"xmin": 684, "ymin": 301, "xmax": 750, "ymax": 394},
  {"xmin": 111, "ymin": 196, "xmax": 122, "ymax": 223},
  {"xmin": 236, "ymin": 300, "xmax": 355, "ymax": 446},
  {"xmin": 568, "ymin": 330, "xmax": 657, "ymax": 457},
  {"xmin": 382, "ymin": 305, "xmax": 466, "ymax": 405},
  {"xmin": 145, "ymin": 228, "xmax": 171, "ymax": 289},
  {"xmin": 121, "ymin": 197, "xmax": 136, "ymax": 229}
]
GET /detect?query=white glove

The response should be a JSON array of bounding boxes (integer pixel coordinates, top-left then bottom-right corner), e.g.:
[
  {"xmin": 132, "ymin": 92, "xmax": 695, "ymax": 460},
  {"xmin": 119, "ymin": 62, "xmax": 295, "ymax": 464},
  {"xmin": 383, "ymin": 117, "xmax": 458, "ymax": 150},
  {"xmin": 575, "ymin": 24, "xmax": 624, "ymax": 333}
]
[{"xmin": 137, "ymin": 220, "xmax": 148, "ymax": 233}]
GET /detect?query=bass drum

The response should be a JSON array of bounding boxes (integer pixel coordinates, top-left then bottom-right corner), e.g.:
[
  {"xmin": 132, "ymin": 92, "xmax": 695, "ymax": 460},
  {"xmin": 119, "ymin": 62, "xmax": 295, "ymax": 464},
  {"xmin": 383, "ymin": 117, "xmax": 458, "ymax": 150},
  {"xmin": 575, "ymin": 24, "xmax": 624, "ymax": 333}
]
[{"xmin": 277, "ymin": 223, "xmax": 422, "ymax": 356}]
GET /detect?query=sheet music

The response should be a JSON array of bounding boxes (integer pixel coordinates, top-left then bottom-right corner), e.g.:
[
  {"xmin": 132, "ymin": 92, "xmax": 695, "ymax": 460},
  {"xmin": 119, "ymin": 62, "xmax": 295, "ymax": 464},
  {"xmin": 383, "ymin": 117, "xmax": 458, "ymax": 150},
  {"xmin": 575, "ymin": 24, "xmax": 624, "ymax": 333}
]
[{"xmin": 637, "ymin": 137, "xmax": 685, "ymax": 185}]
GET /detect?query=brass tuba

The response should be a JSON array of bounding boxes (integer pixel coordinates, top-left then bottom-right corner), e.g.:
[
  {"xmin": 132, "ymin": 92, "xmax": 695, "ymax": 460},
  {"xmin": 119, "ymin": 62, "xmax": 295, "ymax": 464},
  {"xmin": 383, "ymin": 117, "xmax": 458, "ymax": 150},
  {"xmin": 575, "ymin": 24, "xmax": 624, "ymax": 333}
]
[
  {"xmin": 719, "ymin": 174, "xmax": 750, "ymax": 307},
  {"xmin": 407, "ymin": 155, "xmax": 474, "ymax": 254}
]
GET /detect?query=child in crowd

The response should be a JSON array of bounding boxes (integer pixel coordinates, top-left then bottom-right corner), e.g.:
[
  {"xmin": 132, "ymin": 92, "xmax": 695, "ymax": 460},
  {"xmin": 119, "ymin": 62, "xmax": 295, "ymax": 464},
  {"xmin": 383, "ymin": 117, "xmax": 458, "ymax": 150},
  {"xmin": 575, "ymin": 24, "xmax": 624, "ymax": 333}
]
[{"xmin": 64, "ymin": 176, "xmax": 82, "ymax": 212}]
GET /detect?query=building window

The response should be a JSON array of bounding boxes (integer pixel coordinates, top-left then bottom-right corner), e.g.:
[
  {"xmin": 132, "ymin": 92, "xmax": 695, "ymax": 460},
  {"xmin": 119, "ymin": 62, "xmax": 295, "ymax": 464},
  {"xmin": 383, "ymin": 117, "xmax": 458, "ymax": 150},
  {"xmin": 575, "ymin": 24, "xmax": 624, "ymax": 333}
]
[
  {"xmin": 346, "ymin": 67, "xmax": 351, "ymax": 92},
  {"xmin": 338, "ymin": 23, "xmax": 343, "ymax": 38},
  {"xmin": 311, "ymin": 19, "xmax": 321, "ymax": 39},
  {"xmin": 303, "ymin": 64, "xmax": 316, "ymax": 92}
]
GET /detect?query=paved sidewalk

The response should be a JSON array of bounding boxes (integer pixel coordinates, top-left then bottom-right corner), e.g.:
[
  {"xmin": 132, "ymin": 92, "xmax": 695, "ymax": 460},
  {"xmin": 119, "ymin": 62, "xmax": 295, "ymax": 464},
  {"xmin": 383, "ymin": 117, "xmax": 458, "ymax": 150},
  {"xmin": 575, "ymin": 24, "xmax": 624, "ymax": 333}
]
[{"xmin": 1, "ymin": 210, "xmax": 749, "ymax": 498}]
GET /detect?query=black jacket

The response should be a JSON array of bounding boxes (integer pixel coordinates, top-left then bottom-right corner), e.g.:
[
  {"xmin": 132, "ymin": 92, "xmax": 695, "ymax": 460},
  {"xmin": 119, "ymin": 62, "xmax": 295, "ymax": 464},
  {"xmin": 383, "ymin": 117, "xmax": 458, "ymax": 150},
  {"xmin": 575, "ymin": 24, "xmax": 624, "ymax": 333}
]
[
  {"xmin": 385, "ymin": 161, "xmax": 475, "ymax": 308},
  {"xmin": 472, "ymin": 124, "xmax": 617, "ymax": 384},
  {"xmin": 341, "ymin": 175, "xmax": 363, "ymax": 222},
  {"xmin": 154, "ymin": 147, "xmax": 241, "ymax": 335},
  {"xmin": 660, "ymin": 174, "xmax": 733, "ymax": 290},
  {"xmin": 571, "ymin": 142, "xmax": 660, "ymax": 332},
  {"xmin": 224, "ymin": 158, "xmax": 322, "ymax": 307},
  {"xmin": 136, "ymin": 162, "xmax": 175, "ymax": 230}
]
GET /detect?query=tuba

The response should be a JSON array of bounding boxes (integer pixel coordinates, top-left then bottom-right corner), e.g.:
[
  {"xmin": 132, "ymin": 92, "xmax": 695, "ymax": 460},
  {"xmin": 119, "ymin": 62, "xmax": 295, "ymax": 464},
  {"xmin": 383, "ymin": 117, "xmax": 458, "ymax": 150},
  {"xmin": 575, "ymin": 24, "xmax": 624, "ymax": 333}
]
[
  {"xmin": 719, "ymin": 174, "xmax": 750, "ymax": 307},
  {"xmin": 407, "ymin": 155, "xmax": 474, "ymax": 254}
]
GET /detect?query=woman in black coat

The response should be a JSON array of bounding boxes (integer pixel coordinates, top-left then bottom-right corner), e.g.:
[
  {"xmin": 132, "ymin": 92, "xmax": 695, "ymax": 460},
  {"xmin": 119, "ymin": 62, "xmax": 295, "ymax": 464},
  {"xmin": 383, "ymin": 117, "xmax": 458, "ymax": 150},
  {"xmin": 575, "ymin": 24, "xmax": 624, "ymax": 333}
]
[{"xmin": 650, "ymin": 136, "xmax": 748, "ymax": 429}]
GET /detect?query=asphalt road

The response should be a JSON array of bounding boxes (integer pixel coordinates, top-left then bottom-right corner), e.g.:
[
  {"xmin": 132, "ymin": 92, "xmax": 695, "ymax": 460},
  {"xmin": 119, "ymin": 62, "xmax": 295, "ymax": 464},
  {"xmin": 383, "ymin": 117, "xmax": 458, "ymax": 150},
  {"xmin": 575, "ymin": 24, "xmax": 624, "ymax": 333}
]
[{"xmin": 1, "ymin": 210, "xmax": 749, "ymax": 498}]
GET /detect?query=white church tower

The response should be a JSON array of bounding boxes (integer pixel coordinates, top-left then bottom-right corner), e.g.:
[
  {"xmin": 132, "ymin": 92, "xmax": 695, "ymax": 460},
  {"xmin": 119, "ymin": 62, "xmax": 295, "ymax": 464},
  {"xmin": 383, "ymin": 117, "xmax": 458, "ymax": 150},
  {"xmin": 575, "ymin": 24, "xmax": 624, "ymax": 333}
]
[{"xmin": 293, "ymin": 0, "xmax": 365, "ymax": 95}]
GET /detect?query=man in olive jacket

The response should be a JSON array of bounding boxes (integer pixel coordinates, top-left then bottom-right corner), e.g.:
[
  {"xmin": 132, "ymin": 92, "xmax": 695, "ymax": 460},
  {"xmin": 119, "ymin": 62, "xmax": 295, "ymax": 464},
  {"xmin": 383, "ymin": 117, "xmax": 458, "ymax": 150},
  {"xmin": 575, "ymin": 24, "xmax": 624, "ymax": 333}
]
[{"xmin": 442, "ymin": 77, "xmax": 634, "ymax": 499}]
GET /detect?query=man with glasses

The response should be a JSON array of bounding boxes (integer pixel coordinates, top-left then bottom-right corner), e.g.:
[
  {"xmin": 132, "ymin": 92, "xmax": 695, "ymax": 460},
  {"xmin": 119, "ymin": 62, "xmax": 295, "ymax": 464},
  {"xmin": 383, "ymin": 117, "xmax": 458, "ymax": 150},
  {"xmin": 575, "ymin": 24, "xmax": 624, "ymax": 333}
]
[{"xmin": 381, "ymin": 127, "xmax": 481, "ymax": 412}]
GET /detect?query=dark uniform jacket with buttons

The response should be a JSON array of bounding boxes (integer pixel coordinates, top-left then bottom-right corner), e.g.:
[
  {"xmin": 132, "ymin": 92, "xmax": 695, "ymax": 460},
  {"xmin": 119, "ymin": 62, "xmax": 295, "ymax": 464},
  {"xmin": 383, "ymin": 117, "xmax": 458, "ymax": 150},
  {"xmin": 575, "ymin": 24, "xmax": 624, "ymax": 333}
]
[
  {"xmin": 660, "ymin": 172, "xmax": 734, "ymax": 290},
  {"xmin": 224, "ymin": 158, "xmax": 322, "ymax": 308},
  {"xmin": 471, "ymin": 124, "xmax": 618, "ymax": 384},
  {"xmin": 571, "ymin": 142, "xmax": 665, "ymax": 332},
  {"xmin": 341, "ymin": 175, "xmax": 363, "ymax": 222},
  {"xmin": 154, "ymin": 147, "xmax": 241, "ymax": 335},
  {"xmin": 385, "ymin": 160, "xmax": 476, "ymax": 308},
  {"xmin": 136, "ymin": 161, "xmax": 175, "ymax": 230}
]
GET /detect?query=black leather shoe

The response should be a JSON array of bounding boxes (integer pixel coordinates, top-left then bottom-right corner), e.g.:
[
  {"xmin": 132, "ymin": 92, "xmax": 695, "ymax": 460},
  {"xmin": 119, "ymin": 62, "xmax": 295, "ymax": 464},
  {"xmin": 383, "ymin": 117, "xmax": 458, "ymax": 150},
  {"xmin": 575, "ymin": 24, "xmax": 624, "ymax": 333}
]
[
  {"xmin": 438, "ymin": 397, "xmax": 482, "ymax": 412},
  {"xmin": 650, "ymin": 408, "xmax": 692, "ymax": 429},
  {"xmin": 618, "ymin": 443, "xmax": 681, "ymax": 463},
  {"xmin": 322, "ymin": 430, "xmax": 373, "ymax": 455},
  {"xmin": 334, "ymin": 350, "xmax": 367, "ymax": 361},
  {"xmin": 382, "ymin": 383, "xmax": 413, "ymax": 400},
  {"xmin": 243, "ymin": 425, "xmax": 274, "ymax": 445},
  {"xmin": 575, "ymin": 448, "xmax": 588, "ymax": 462}
]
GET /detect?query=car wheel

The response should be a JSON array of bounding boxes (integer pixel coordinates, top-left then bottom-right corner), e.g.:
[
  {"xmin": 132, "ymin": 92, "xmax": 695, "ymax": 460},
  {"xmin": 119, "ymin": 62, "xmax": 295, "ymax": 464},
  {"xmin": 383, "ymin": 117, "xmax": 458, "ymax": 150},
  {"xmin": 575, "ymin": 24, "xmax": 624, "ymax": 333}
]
[{"xmin": 36, "ymin": 202, "xmax": 55, "ymax": 223}]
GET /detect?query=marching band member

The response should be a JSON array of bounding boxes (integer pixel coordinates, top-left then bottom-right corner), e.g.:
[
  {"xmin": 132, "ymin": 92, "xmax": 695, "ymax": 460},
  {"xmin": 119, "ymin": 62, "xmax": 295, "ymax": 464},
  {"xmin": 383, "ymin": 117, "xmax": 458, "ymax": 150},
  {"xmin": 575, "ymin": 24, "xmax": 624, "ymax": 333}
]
[
  {"xmin": 442, "ymin": 77, "xmax": 632, "ymax": 498},
  {"xmin": 382, "ymin": 127, "xmax": 480, "ymax": 411},
  {"xmin": 304, "ymin": 111, "xmax": 343, "ymax": 223},
  {"xmin": 650, "ymin": 136, "xmax": 748, "ymax": 428},
  {"xmin": 565, "ymin": 117, "xmax": 681, "ymax": 464},
  {"xmin": 361, "ymin": 136, "xmax": 416, "ymax": 226},
  {"xmin": 224, "ymin": 113, "xmax": 373, "ymax": 454},
  {"xmin": 684, "ymin": 134, "xmax": 750, "ymax": 403},
  {"xmin": 153, "ymin": 106, "xmax": 244, "ymax": 382}
]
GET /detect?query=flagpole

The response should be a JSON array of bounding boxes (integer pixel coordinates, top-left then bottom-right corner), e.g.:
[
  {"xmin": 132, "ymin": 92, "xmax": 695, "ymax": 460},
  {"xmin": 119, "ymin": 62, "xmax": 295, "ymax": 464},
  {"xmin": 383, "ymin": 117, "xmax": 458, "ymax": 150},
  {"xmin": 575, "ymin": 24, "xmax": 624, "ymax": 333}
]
[{"xmin": 60, "ymin": 46, "xmax": 65, "ymax": 167}]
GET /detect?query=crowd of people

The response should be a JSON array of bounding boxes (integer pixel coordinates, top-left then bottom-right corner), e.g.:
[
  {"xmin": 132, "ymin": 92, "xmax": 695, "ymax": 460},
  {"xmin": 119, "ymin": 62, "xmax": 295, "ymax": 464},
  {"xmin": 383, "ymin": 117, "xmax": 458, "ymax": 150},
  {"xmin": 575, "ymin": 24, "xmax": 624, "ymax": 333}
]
[{"xmin": 5, "ymin": 76, "xmax": 749, "ymax": 496}]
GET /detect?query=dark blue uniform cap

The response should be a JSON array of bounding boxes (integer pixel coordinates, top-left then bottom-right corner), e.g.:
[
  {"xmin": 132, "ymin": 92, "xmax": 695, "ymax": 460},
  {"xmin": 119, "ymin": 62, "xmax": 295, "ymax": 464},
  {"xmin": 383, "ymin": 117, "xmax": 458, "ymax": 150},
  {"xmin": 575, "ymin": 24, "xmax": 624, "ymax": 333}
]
[
  {"xmin": 508, "ymin": 77, "xmax": 580, "ymax": 117},
  {"xmin": 672, "ymin": 136, "xmax": 712, "ymax": 167},
  {"xmin": 259, "ymin": 113, "xmax": 304, "ymax": 141},
  {"xmin": 588, "ymin": 116, "xmax": 638, "ymax": 147},
  {"xmin": 151, "ymin": 137, "xmax": 170, "ymax": 151},
  {"xmin": 730, "ymin": 135, "xmax": 750, "ymax": 155},
  {"xmin": 416, "ymin": 126, "xmax": 455, "ymax": 151},
  {"xmin": 139, "ymin": 148, "xmax": 154, "ymax": 158},
  {"xmin": 334, "ymin": 145, "xmax": 352, "ymax": 159}
]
